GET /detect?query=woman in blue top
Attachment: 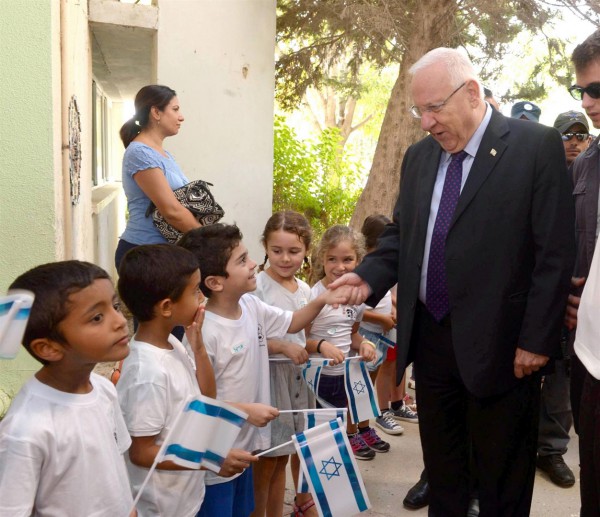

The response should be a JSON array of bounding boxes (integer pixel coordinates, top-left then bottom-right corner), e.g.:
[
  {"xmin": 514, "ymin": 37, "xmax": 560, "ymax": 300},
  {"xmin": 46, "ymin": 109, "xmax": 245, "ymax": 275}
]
[{"xmin": 115, "ymin": 85, "xmax": 202, "ymax": 268}]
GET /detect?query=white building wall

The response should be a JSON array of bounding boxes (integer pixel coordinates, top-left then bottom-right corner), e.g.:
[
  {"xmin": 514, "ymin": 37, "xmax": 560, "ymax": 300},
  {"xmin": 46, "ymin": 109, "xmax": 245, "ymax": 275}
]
[{"xmin": 157, "ymin": 0, "xmax": 276, "ymax": 260}]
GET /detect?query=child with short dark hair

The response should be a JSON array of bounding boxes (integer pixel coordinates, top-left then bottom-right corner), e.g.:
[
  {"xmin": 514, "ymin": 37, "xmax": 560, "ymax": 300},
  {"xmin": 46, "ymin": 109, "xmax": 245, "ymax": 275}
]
[
  {"xmin": 116, "ymin": 244, "xmax": 256, "ymax": 517},
  {"xmin": 178, "ymin": 223, "xmax": 353, "ymax": 517},
  {"xmin": 0, "ymin": 261, "xmax": 135, "ymax": 516}
]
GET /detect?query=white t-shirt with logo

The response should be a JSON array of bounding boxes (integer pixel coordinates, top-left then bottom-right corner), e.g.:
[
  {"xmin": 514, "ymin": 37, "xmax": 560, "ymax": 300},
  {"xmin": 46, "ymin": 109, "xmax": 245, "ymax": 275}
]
[
  {"xmin": 254, "ymin": 271, "xmax": 311, "ymax": 358},
  {"xmin": 201, "ymin": 293, "xmax": 292, "ymax": 485},
  {"xmin": 0, "ymin": 373, "xmax": 133, "ymax": 517},
  {"xmin": 360, "ymin": 290, "xmax": 393, "ymax": 334},
  {"xmin": 117, "ymin": 335, "xmax": 205, "ymax": 517},
  {"xmin": 308, "ymin": 280, "xmax": 365, "ymax": 376}
]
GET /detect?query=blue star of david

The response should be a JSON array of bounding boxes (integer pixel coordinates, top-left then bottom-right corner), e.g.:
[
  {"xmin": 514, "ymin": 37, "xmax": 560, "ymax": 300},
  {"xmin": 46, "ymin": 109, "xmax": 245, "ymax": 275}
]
[
  {"xmin": 352, "ymin": 380, "xmax": 366, "ymax": 395},
  {"xmin": 319, "ymin": 456, "xmax": 342, "ymax": 480}
]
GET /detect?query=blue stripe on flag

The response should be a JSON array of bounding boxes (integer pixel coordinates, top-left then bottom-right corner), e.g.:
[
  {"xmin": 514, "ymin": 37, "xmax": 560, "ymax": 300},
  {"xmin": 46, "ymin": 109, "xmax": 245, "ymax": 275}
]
[
  {"xmin": 345, "ymin": 360, "xmax": 359, "ymax": 423},
  {"xmin": 0, "ymin": 302, "xmax": 12, "ymax": 315},
  {"xmin": 203, "ymin": 449, "xmax": 226, "ymax": 468},
  {"xmin": 164, "ymin": 443, "xmax": 203, "ymax": 465},
  {"xmin": 359, "ymin": 360, "xmax": 380, "ymax": 417},
  {"xmin": 296, "ymin": 431, "xmax": 332, "ymax": 515},
  {"xmin": 329, "ymin": 419, "xmax": 369, "ymax": 511},
  {"xmin": 187, "ymin": 399, "xmax": 246, "ymax": 428},
  {"xmin": 15, "ymin": 307, "xmax": 30, "ymax": 320}
]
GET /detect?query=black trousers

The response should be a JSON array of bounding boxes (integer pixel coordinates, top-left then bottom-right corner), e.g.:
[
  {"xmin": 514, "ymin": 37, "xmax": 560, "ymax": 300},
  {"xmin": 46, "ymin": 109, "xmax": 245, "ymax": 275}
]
[{"xmin": 413, "ymin": 305, "xmax": 541, "ymax": 517}]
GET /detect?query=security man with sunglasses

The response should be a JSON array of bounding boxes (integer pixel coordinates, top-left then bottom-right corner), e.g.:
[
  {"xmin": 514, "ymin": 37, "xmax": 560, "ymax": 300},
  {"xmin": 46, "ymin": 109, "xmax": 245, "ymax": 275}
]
[
  {"xmin": 567, "ymin": 29, "xmax": 600, "ymax": 516},
  {"xmin": 554, "ymin": 111, "xmax": 590, "ymax": 166}
]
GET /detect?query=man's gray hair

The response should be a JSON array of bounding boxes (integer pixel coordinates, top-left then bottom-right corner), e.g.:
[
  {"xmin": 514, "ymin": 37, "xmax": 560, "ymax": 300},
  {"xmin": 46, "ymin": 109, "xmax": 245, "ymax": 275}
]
[{"xmin": 409, "ymin": 48, "xmax": 482, "ymax": 96}]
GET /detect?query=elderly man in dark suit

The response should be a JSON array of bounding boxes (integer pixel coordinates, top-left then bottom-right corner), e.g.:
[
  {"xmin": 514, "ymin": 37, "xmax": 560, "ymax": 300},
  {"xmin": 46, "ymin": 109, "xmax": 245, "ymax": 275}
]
[{"xmin": 331, "ymin": 48, "xmax": 575, "ymax": 516}]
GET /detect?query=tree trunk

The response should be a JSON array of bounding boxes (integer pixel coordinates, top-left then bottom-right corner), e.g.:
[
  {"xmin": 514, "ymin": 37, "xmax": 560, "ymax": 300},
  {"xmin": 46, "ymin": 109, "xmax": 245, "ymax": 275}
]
[{"xmin": 349, "ymin": 0, "xmax": 460, "ymax": 229}]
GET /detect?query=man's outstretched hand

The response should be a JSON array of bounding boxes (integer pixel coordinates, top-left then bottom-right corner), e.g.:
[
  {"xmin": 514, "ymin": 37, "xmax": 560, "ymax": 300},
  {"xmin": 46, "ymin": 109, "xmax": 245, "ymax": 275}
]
[{"xmin": 327, "ymin": 273, "xmax": 371, "ymax": 306}]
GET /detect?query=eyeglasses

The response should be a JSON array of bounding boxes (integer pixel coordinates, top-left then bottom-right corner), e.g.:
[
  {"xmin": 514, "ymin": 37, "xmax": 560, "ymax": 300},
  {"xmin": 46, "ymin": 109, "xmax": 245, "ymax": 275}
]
[
  {"xmin": 562, "ymin": 132, "xmax": 589, "ymax": 142},
  {"xmin": 569, "ymin": 83, "xmax": 600, "ymax": 101},
  {"xmin": 409, "ymin": 82, "xmax": 466, "ymax": 119}
]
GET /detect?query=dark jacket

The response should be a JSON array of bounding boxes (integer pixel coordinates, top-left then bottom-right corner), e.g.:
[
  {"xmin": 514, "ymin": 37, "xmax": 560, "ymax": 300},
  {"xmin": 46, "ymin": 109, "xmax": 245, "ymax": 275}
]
[
  {"xmin": 356, "ymin": 110, "xmax": 575, "ymax": 398},
  {"xmin": 572, "ymin": 136, "xmax": 600, "ymax": 279}
]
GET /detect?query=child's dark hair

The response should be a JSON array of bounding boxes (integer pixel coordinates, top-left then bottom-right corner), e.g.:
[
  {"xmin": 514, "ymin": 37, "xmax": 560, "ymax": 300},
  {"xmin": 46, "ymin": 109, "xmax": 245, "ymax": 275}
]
[
  {"xmin": 311, "ymin": 225, "xmax": 366, "ymax": 284},
  {"xmin": 361, "ymin": 214, "xmax": 391, "ymax": 251},
  {"xmin": 119, "ymin": 84, "xmax": 177, "ymax": 148},
  {"xmin": 178, "ymin": 224, "xmax": 243, "ymax": 298},
  {"xmin": 117, "ymin": 244, "xmax": 199, "ymax": 322},
  {"xmin": 8, "ymin": 261, "xmax": 110, "ymax": 364},
  {"xmin": 259, "ymin": 210, "xmax": 312, "ymax": 273}
]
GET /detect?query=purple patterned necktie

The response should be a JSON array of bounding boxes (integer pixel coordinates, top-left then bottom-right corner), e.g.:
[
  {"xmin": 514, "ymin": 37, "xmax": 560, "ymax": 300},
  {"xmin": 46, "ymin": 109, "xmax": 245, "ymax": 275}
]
[{"xmin": 426, "ymin": 150, "xmax": 468, "ymax": 322}]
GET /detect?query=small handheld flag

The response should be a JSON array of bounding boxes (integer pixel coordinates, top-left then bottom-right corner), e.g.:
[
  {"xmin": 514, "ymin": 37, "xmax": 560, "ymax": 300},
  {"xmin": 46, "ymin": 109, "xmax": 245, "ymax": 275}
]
[
  {"xmin": 345, "ymin": 359, "xmax": 380, "ymax": 424},
  {"xmin": 0, "ymin": 291, "xmax": 34, "ymax": 359},
  {"xmin": 298, "ymin": 408, "xmax": 346, "ymax": 493},
  {"xmin": 159, "ymin": 395, "xmax": 247, "ymax": 472},
  {"xmin": 293, "ymin": 418, "xmax": 371, "ymax": 516}
]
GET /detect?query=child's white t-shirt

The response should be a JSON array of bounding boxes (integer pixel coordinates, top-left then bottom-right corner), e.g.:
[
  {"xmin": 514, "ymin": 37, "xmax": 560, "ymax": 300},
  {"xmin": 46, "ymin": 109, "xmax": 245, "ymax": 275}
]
[
  {"xmin": 254, "ymin": 271, "xmax": 311, "ymax": 358},
  {"xmin": 0, "ymin": 373, "xmax": 133, "ymax": 517},
  {"xmin": 308, "ymin": 280, "xmax": 365, "ymax": 376},
  {"xmin": 360, "ymin": 290, "xmax": 393, "ymax": 334},
  {"xmin": 201, "ymin": 293, "xmax": 292, "ymax": 485},
  {"xmin": 117, "ymin": 335, "xmax": 205, "ymax": 517}
]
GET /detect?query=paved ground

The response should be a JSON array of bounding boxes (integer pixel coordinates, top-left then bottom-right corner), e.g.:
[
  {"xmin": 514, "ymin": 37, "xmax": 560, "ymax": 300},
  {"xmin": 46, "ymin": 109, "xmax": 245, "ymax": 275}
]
[{"xmin": 284, "ymin": 390, "xmax": 581, "ymax": 516}]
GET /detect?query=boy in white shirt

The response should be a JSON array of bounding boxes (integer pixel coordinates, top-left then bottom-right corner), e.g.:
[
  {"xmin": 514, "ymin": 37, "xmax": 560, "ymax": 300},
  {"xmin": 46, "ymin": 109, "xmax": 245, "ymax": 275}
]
[
  {"xmin": 116, "ymin": 244, "xmax": 259, "ymax": 517},
  {"xmin": 0, "ymin": 261, "xmax": 135, "ymax": 517},
  {"xmin": 178, "ymin": 223, "xmax": 354, "ymax": 517}
]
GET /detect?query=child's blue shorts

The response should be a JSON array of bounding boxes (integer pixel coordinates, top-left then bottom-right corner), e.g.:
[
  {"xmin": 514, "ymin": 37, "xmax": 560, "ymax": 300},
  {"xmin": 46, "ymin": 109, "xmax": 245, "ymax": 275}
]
[{"xmin": 197, "ymin": 467, "xmax": 254, "ymax": 517}]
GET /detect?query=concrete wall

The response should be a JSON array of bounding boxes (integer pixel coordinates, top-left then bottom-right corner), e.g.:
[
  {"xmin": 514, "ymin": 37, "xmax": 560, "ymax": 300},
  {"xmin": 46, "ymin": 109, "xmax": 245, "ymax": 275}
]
[
  {"xmin": 157, "ymin": 0, "xmax": 276, "ymax": 260},
  {"xmin": 0, "ymin": 0, "xmax": 62, "ymax": 407},
  {"xmin": 0, "ymin": 0, "xmax": 95, "ymax": 408}
]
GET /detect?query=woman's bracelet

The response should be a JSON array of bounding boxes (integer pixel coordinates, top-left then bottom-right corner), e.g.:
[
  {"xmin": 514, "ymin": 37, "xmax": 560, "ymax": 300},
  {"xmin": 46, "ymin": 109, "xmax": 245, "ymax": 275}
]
[
  {"xmin": 317, "ymin": 339, "xmax": 326, "ymax": 353},
  {"xmin": 361, "ymin": 340, "xmax": 377, "ymax": 350}
]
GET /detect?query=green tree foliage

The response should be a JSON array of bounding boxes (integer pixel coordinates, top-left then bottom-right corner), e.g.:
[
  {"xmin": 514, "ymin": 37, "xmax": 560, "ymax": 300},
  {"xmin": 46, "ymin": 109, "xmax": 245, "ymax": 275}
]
[{"xmin": 273, "ymin": 115, "xmax": 364, "ymax": 240}]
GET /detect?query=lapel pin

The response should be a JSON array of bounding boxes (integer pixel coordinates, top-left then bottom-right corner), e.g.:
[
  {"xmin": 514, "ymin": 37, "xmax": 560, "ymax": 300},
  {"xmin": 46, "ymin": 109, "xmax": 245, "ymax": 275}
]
[{"xmin": 490, "ymin": 148, "xmax": 497, "ymax": 156}]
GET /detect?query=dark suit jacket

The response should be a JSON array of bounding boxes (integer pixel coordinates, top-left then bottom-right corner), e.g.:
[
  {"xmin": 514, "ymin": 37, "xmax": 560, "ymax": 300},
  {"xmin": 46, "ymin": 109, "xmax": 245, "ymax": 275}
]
[
  {"xmin": 572, "ymin": 136, "xmax": 600, "ymax": 279},
  {"xmin": 356, "ymin": 110, "xmax": 575, "ymax": 398}
]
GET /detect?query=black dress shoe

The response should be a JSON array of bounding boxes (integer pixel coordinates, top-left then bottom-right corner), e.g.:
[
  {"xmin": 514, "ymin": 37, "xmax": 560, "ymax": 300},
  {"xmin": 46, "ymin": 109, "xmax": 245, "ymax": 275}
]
[
  {"xmin": 403, "ymin": 470, "xmax": 430, "ymax": 509},
  {"xmin": 536, "ymin": 454, "xmax": 575, "ymax": 487}
]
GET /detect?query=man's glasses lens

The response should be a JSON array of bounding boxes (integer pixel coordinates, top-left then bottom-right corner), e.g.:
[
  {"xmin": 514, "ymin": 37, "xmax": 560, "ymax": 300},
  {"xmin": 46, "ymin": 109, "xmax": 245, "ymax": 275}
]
[
  {"xmin": 562, "ymin": 133, "xmax": 589, "ymax": 142},
  {"xmin": 569, "ymin": 83, "xmax": 600, "ymax": 101}
]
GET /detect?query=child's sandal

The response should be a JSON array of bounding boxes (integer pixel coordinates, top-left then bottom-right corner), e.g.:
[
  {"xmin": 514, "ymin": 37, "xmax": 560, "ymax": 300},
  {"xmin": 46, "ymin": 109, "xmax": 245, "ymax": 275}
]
[{"xmin": 292, "ymin": 497, "xmax": 316, "ymax": 517}]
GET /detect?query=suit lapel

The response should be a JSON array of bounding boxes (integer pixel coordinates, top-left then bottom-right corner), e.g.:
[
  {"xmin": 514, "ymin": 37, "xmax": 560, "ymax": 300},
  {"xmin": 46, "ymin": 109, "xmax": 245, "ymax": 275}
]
[
  {"xmin": 451, "ymin": 111, "xmax": 509, "ymax": 226},
  {"xmin": 416, "ymin": 139, "xmax": 442, "ymax": 264}
]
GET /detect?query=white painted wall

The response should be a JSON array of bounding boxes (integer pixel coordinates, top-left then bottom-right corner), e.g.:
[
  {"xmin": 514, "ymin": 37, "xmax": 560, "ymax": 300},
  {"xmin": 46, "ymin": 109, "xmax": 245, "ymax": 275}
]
[{"xmin": 157, "ymin": 0, "xmax": 276, "ymax": 261}]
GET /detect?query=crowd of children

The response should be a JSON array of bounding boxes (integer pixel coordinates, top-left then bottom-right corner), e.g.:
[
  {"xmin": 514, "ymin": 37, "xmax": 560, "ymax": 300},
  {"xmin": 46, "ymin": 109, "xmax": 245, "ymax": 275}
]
[{"xmin": 0, "ymin": 210, "xmax": 417, "ymax": 517}]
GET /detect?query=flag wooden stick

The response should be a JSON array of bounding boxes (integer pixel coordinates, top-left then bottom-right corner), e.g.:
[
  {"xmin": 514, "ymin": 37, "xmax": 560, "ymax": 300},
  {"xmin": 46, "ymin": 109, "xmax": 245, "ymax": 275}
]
[
  {"xmin": 256, "ymin": 440, "xmax": 294, "ymax": 457},
  {"xmin": 269, "ymin": 356, "xmax": 364, "ymax": 363},
  {"xmin": 278, "ymin": 408, "xmax": 345, "ymax": 414}
]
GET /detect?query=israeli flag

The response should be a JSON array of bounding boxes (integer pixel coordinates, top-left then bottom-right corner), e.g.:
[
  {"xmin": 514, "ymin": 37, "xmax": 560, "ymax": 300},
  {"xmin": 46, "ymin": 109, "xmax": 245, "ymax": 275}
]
[
  {"xmin": 0, "ymin": 291, "xmax": 34, "ymax": 359},
  {"xmin": 159, "ymin": 395, "xmax": 247, "ymax": 473},
  {"xmin": 303, "ymin": 359, "xmax": 336, "ymax": 409},
  {"xmin": 293, "ymin": 418, "xmax": 371, "ymax": 516},
  {"xmin": 298, "ymin": 409, "xmax": 346, "ymax": 493},
  {"xmin": 345, "ymin": 359, "xmax": 381, "ymax": 424}
]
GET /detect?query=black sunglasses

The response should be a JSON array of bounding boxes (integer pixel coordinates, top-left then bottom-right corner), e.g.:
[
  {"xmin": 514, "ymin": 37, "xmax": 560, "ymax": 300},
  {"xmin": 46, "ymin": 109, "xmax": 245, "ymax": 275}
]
[
  {"xmin": 562, "ymin": 132, "xmax": 589, "ymax": 142},
  {"xmin": 569, "ymin": 83, "xmax": 600, "ymax": 101}
]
